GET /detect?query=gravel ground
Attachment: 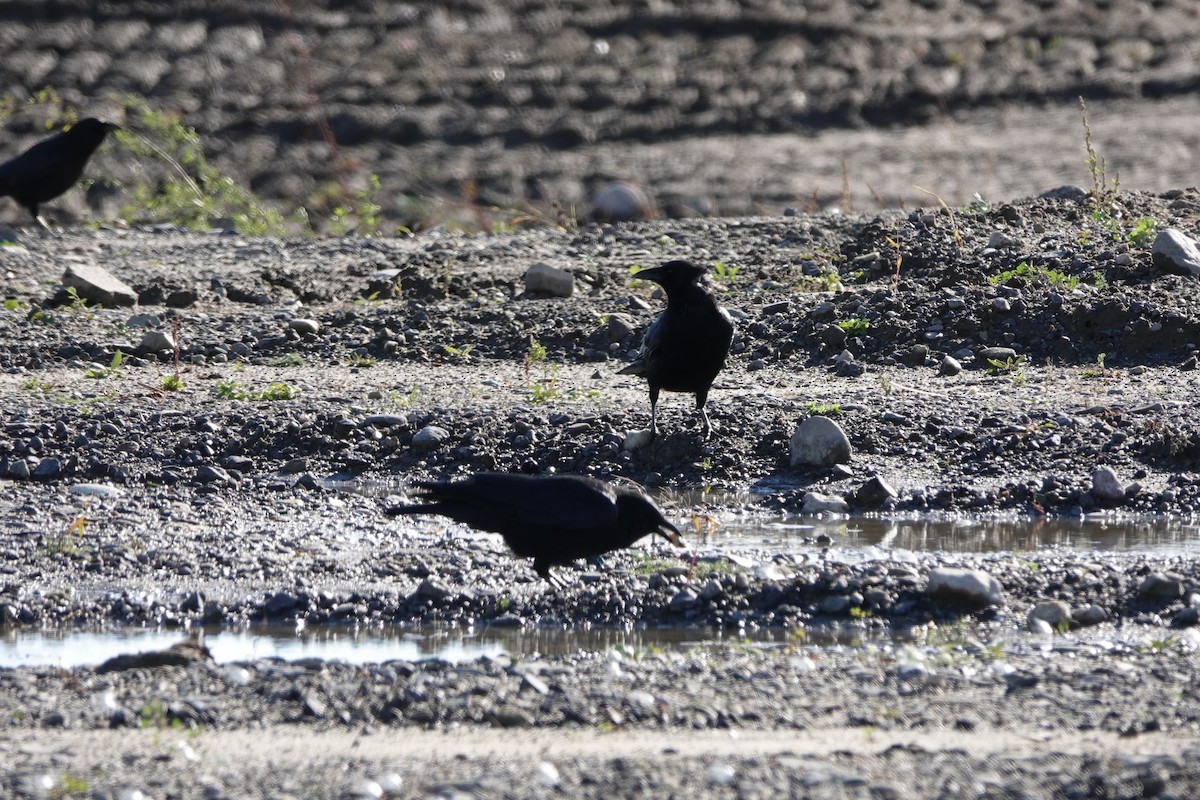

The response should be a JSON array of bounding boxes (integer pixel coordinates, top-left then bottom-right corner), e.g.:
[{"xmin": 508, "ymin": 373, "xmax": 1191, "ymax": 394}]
[{"xmin": 0, "ymin": 187, "xmax": 1199, "ymax": 795}]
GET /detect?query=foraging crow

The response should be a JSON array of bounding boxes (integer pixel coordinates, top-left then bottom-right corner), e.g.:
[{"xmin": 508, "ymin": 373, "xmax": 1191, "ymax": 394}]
[
  {"xmin": 389, "ymin": 472, "xmax": 683, "ymax": 584},
  {"xmin": 0, "ymin": 117, "xmax": 120, "ymax": 230},
  {"xmin": 618, "ymin": 259, "xmax": 735, "ymax": 438}
]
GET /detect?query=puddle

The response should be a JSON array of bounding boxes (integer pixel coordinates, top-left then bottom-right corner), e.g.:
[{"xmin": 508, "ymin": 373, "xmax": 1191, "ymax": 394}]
[
  {"xmin": 0, "ymin": 625, "xmax": 804, "ymax": 669},
  {"xmin": 710, "ymin": 516, "xmax": 1200, "ymax": 554},
  {"xmin": 344, "ymin": 479, "xmax": 1200, "ymax": 554}
]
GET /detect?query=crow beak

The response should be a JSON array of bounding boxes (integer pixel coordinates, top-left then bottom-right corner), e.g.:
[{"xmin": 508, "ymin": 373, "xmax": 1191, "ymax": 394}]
[
  {"xmin": 659, "ymin": 520, "xmax": 684, "ymax": 547},
  {"xmin": 631, "ymin": 265, "xmax": 665, "ymax": 284}
]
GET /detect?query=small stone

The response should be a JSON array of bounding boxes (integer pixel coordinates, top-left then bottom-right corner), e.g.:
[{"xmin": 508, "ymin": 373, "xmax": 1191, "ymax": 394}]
[
  {"xmin": 1029, "ymin": 600, "xmax": 1071, "ymax": 630},
  {"xmin": 196, "ymin": 465, "xmax": 234, "ymax": 484},
  {"xmin": 1074, "ymin": 604, "xmax": 1108, "ymax": 626},
  {"xmin": 987, "ymin": 231, "xmax": 1021, "ymax": 249},
  {"xmin": 1091, "ymin": 466, "xmax": 1125, "ymax": 501},
  {"xmin": 1151, "ymin": 229, "xmax": 1200, "ymax": 276},
  {"xmin": 9, "ymin": 460, "xmax": 30, "ymax": 480},
  {"xmin": 622, "ymin": 429, "xmax": 653, "ymax": 451},
  {"xmin": 789, "ymin": 416, "xmax": 852, "ymax": 466},
  {"xmin": 138, "ymin": 330, "xmax": 175, "ymax": 353},
  {"xmin": 289, "ymin": 318, "xmax": 321, "ymax": 335},
  {"xmin": 69, "ymin": 483, "xmax": 124, "ymax": 498},
  {"xmin": 670, "ymin": 588, "xmax": 698, "ymax": 609},
  {"xmin": 412, "ymin": 425, "xmax": 449, "ymax": 448},
  {"xmin": 940, "ymin": 355, "xmax": 962, "ymax": 376},
  {"xmin": 853, "ymin": 475, "xmax": 897, "ymax": 508},
  {"xmin": 801, "ymin": 491, "xmax": 849, "ymax": 514},
  {"xmin": 699, "ymin": 579, "xmax": 724, "ymax": 601},
  {"xmin": 991, "ymin": 297, "xmax": 1011, "ymax": 312},
  {"xmin": 416, "ymin": 578, "xmax": 451, "ymax": 601},
  {"xmin": 523, "ymin": 262, "xmax": 575, "ymax": 297},
  {"xmin": 63, "ymin": 262, "xmax": 137, "ymax": 307},
  {"xmin": 819, "ymin": 323, "xmax": 847, "ymax": 346},
  {"xmin": 927, "ymin": 567, "xmax": 1004, "ymax": 607},
  {"xmin": 977, "ymin": 346, "xmax": 1017, "ymax": 363},
  {"xmin": 1139, "ymin": 572, "xmax": 1185, "ymax": 599},
  {"xmin": 534, "ymin": 762, "xmax": 560, "ymax": 788},
  {"xmin": 708, "ymin": 763, "xmax": 736, "ymax": 785},
  {"xmin": 31, "ymin": 457, "xmax": 62, "ymax": 479},
  {"xmin": 591, "ymin": 182, "xmax": 653, "ymax": 222}
]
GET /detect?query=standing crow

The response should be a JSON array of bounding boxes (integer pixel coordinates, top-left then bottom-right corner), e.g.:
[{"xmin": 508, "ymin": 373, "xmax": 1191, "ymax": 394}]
[
  {"xmin": 0, "ymin": 117, "xmax": 120, "ymax": 230},
  {"xmin": 618, "ymin": 259, "xmax": 735, "ymax": 439},
  {"xmin": 388, "ymin": 472, "xmax": 683, "ymax": 585}
]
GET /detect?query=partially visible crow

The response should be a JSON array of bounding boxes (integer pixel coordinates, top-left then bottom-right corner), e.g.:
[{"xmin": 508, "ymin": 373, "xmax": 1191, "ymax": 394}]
[
  {"xmin": 388, "ymin": 472, "xmax": 683, "ymax": 585},
  {"xmin": 0, "ymin": 117, "xmax": 120, "ymax": 230},
  {"xmin": 618, "ymin": 259, "xmax": 735, "ymax": 439}
]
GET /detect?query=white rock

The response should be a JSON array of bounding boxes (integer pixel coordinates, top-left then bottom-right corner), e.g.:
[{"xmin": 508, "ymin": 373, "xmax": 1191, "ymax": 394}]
[
  {"xmin": 523, "ymin": 262, "xmax": 575, "ymax": 297},
  {"xmin": 801, "ymin": 491, "xmax": 849, "ymax": 514},
  {"xmin": 591, "ymin": 181, "xmax": 652, "ymax": 222},
  {"xmin": 1152, "ymin": 228, "xmax": 1200, "ymax": 276},
  {"xmin": 412, "ymin": 425, "xmax": 449, "ymax": 448},
  {"xmin": 622, "ymin": 429, "xmax": 654, "ymax": 451},
  {"xmin": 789, "ymin": 416, "xmax": 852, "ymax": 466},
  {"xmin": 708, "ymin": 763, "xmax": 736, "ymax": 785},
  {"xmin": 1091, "ymin": 466, "xmax": 1125, "ymax": 501},
  {"xmin": 535, "ymin": 762, "xmax": 560, "ymax": 788},
  {"xmin": 289, "ymin": 318, "xmax": 321, "ymax": 335},
  {"xmin": 927, "ymin": 567, "xmax": 1004, "ymax": 606},
  {"xmin": 63, "ymin": 262, "xmax": 138, "ymax": 307},
  {"xmin": 69, "ymin": 483, "xmax": 125, "ymax": 498},
  {"xmin": 138, "ymin": 330, "xmax": 175, "ymax": 353},
  {"xmin": 1029, "ymin": 600, "xmax": 1071, "ymax": 629}
]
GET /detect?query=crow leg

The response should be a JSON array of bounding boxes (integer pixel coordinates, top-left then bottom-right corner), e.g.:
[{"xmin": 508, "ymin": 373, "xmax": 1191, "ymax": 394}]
[
  {"xmin": 648, "ymin": 386, "xmax": 661, "ymax": 439},
  {"xmin": 695, "ymin": 390, "xmax": 712, "ymax": 439}
]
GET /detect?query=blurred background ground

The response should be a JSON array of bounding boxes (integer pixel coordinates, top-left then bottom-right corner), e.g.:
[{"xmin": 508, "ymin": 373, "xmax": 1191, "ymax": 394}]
[{"xmin": 1, "ymin": 0, "xmax": 1198, "ymax": 230}]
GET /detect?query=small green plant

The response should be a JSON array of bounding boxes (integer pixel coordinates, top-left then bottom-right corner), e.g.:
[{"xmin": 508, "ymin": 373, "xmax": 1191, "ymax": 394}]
[
  {"xmin": 138, "ymin": 699, "xmax": 186, "ymax": 731},
  {"xmin": 1092, "ymin": 271, "xmax": 1109, "ymax": 290},
  {"xmin": 441, "ymin": 343, "xmax": 475, "ymax": 364},
  {"xmin": 712, "ymin": 262, "xmax": 739, "ymax": 282},
  {"xmin": 216, "ymin": 380, "xmax": 298, "ymax": 401},
  {"xmin": 837, "ymin": 318, "xmax": 870, "ymax": 336},
  {"xmin": 1127, "ymin": 216, "xmax": 1156, "ymax": 246},
  {"xmin": 3, "ymin": 298, "xmax": 23, "ymax": 310},
  {"xmin": 990, "ymin": 261, "xmax": 1079, "ymax": 289},
  {"xmin": 63, "ymin": 286, "xmax": 89, "ymax": 311},
  {"xmin": 328, "ymin": 174, "xmax": 383, "ymax": 236},
  {"xmin": 1082, "ymin": 352, "xmax": 1107, "ymax": 379},
  {"xmin": 270, "ymin": 353, "xmax": 305, "ymax": 367},
  {"xmin": 346, "ymin": 353, "xmax": 378, "ymax": 368},
  {"xmin": 791, "ymin": 271, "xmax": 841, "ymax": 293},
  {"xmin": 806, "ymin": 402, "xmax": 843, "ymax": 417},
  {"xmin": 51, "ymin": 772, "xmax": 89, "ymax": 798},
  {"xmin": 987, "ymin": 354, "xmax": 1027, "ymax": 376},
  {"xmin": 160, "ymin": 373, "xmax": 184, "ymax": 391},
  {"xmin": 85, "ymin": 350, "xmax": 125, "ymax": 379},
  {"xmin": 525, "ymin": 338, "xmax": 562, "ymax": 403},
  {"xmin": 386, "ymin": 386, "xmax": 421, "ymax": 407}
]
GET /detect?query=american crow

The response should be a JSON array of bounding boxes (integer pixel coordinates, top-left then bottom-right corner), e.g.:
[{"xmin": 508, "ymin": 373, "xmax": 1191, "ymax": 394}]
[
  {"xmin": 618, "ymin": 259, "xmax": 735, "ymax": 438},
  {"xmin": 0, "ymin": 117, "xmax": 120, "ymax": 230},
  {"xmin": 388, "ymin": 472, "xmax": 683, "ymax": 585}
]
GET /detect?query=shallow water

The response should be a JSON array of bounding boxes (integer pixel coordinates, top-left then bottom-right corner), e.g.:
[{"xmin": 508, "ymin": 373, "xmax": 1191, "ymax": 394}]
[
  {"xmin": 3, "ymin": 514, "xmax": 1198, "ymax": 669},
  {"xmin": 0, "ymin": 624, "xmax": 799, "ymax": 669},
  {"xmin": 712, "ymin": 516, "xmax": 1200, "ymax": 555}
]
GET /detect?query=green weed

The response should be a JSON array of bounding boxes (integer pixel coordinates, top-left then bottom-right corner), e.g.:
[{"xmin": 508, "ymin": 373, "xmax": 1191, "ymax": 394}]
[
  {"xmin": 85, "ymin": 350, "xmax": 125, "ymax": 379},
  {"xmin": 711, "ymin": 262, "xmax": 739, "ymax": 282},
  {"xmin": 990, "ymin": 261, "xmax": 1079, "ymax": 289},
  {"xmin": 806, "ymin": 402, "xmax": 843, "ymax": 417},
  {"xmin": 837, "ymin": 318, "xmax": 870, "ymax": 336}
]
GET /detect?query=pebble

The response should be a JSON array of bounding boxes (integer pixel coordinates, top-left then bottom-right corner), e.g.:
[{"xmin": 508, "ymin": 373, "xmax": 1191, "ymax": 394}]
[
  {"xmin": 523, "ymin": 262, "xmax": 575, "ymax": 297},
  {"xmin": 138, "ymin": 330, "xmax": 175, "ymax": 353},
  {"xmin": 412, "ymin": 425, "xmax": 450, "ymax": 448},
  {"xmin": 289, "ymin": 318, "xmax": 321, "ymax": 335},
  {"xmin": 940, "ymin": 355, "xmax": 962, "ymax": 376},
  {"xmin": 801, "ymin": 491, "xmax": 849, "ymax": 514},
  {"xmin": 1091, "ymin": 466, "xmax": 1126, "ymax": 501},
  {"xmin": 927, "ymin": 567, "xmax": 1004, "ymax": 606},
  {"xmin": 1138, "ymin": 572, "xmax": 1185, "ymax": 599},
  {"xmin": 789, "ymin": 416, "xmax": 852, "ymax": 466},
  {"xmin": 63, "ymin": 262, "xmax": 138, "ymax": 307},
  {"xmin": 1029, "ymin": 600, "xmax": 1071, "ymax": 629},
  {"xmin": 1151, "ymin": 228, "xmax": 1200, "ymax": 276}
]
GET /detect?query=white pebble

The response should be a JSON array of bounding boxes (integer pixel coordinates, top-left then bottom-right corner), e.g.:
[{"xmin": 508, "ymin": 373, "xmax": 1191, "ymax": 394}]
[{"xmin": 708, "ymin": 763, "xmax": 736, "ymax": 785}]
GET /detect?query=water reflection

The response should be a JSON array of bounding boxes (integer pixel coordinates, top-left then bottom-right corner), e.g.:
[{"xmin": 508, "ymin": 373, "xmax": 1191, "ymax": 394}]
[
  {"xmin": 0, "ymin": 625, "xmax": 799, "ymax": 669},
  {"xmin": 710, "ymin": 516, "xmax": 1200, "ymax": 554}
]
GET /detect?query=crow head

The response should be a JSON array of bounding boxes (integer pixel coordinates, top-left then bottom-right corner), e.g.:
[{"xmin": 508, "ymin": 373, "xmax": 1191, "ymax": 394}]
[
  {"xmin": 615, "ymin": 488, "xmax": 684, "ymax": 547},
  {"xmin": 632, "ymin": 259, "xmax": 706, "ymax": 293}
]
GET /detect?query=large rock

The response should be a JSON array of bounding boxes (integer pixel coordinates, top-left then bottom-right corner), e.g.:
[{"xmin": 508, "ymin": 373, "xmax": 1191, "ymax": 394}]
[
  {"xmin": 927, "ymin": 567, "xmax": 1004, "ymax": 607},
  {"xmin": 789, "ymin": 416, "xmax": 852, "ymax": 466},
  {"xmin": 523, "ymin": 262, "xmax": 574, "ymax": 297},
  {"xmin": 1091, "ymin": 466, "xmax": 1125, "ymax": 501},
  {"xmin": 63, "ymin": 263, "xmax": 137, "ymax": 307},
  {"xmin": 1152, "ymin": 229, "xmax": 1200, "ymax": 276},
  {"xmin": 590, "ymin": 182, "xmax": 653, "ymax": 223}
]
